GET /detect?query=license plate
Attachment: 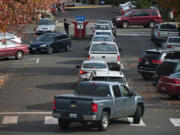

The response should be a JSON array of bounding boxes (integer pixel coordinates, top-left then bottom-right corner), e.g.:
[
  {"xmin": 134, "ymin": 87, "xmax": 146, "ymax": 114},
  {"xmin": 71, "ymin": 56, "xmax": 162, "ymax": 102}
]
[
  {"xmin": 145, "ymin": 61, "xmax": 149, "ymax": 65},
  {"xmin": 69, "ymin": 113, "xmax": 77, "ymax": 118},
  {"xmin": 32, "ymin": 48, "xmax": 36, "ymax": 50}
]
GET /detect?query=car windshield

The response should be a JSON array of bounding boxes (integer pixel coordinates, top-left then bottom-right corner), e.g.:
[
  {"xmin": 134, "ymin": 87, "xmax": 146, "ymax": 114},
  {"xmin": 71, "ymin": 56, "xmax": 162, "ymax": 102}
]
[
  {"xmin": 36, "ymin": 34, "xmax": 55, "ymax": 42},
  {"xmin": 92, "ymin": 77, "xmax": 125, "ymax": 83},
  {"xmin": 170, "ymin": 72, "xmax": 180, "ymax": 78},
  {"xmin": 124, "ymin": 10, "xmax": 134, "ymax": 16},
  {"xmin": 168, "ymin": 38, "xmax": 180, "ymax": 43},
  {"xmin": 98, "ymin": 21, "xmax": 112, "ymax": 27},
  {"xmin": 75, "ymin": 84, "xmax": 110, "ymax": 97},
  {"xmin": 95, "ymin": 32, "xmax": 111, "ymax": 36},
  {"xmin": 93, "ymin": 36, "xmax": 113, "ymax": 42},
  {"xmin": 90, "ymin": 44, "xmax": 117, "ymax": 52},
  {"xmin": 95, "ymin": 25, "xmax": 111, "ymax": 30},
  {"xmin": 83, "ymin": 63, "xmax": 107, "ymax": 69},
  {"xmin": 38, "ymin": 20, "xmax": 54, "ymax": 25}
]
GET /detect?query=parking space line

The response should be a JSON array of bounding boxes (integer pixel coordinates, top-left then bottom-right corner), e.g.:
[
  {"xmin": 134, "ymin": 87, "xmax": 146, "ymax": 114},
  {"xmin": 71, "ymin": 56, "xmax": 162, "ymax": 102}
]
[
  {"xmin": 128, "ymin": 117, "xmax": 146, "ymax": 126},
  {"xmin": 169, "ymin": 118, "xmax": 180, "ymax": 127},
  {"xmin": 121, "ymin": 64, "xmax": 124, "ymax": 69},
  {"xmin": 1, "ymin": 116, "xmax": 18, "ymax": 125},
  {"xmin": 44, "ymin": 116, "xmax": 58, "ymax": 125},
  {"xmin": 36, "ymin": 58, "xmax": 40, "ymax": 64}
]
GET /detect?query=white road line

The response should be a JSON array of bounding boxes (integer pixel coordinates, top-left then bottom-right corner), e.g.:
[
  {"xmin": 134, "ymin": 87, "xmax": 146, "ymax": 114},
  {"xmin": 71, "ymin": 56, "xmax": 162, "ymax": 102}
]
[
  {"xmin": 121, "ymin": 64, "xmax": 124, "ymax": 69},
  {"xmin": 36, "ymin": 58, "xmax": 40, "ymax": 64},
  {"xmin": 169, "ymin": 118, "xmax": 180, "ymax": 127},
  {"xmin": 128, "ymin": 117, "xmax": 146, "ymax": 127},
  {"xmin": 44, "ymin": 116, "xmax": 58, "ymax": 125},
  {"xmin": 0, "ymin": 112, "xmax": 52, "ymax": 115},
  {"xmin": 117, "ymin": 34, "xmax": 150, "ymax": 36},
  {"xmin": 1, "ymin": 116, "xmax": 18, "ymax": 125}
]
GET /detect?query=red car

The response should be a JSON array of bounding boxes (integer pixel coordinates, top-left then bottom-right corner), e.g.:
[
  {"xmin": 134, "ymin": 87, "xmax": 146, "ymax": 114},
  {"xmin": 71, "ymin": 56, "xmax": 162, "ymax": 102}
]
[
  {"xmin": 0, "ymin": 40, "xmax": 29, "ymax": 60},
  {"xmin": 114, "ymin": 9, "xmax": 163, "ymax": 28},
  {"xmin": 157, "ymin": 72, "xmax": 180, "ymax": 99}
]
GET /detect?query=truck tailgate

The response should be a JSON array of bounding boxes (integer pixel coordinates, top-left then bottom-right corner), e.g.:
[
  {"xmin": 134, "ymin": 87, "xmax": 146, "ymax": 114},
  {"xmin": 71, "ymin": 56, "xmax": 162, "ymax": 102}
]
[
  {"xmin": 159, "ymin": 31, "xmax": 179, "ymax": 39},
  {"xmin": 90, "ymin": 53, "xmax": 118, "ymax": 63}
]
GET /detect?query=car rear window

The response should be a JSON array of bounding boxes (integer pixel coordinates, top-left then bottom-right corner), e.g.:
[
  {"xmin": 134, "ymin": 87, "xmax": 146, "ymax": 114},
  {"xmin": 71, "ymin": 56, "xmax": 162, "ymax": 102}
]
[
  {"xmin": 93, "ymin": 36, "xmax": 113, "ymax": 42},
  {"xmin": 145, "ymin": 51, "xmax": 161, "ymax": 59},
  {"xmin": 38, "ymin": 20, "xmax": 54, "ymax": 25},
  {"xmin": 83, "ymin": 63, "xmax": 107, "ymax": 69},
  {"xmin": 168, "ymin": 38, "xmax": 180, "ymax": 43},
  {"xmin": 151, "ymin": 11, "xmax": 158, "ymax": 16},
  {"xmin": 95, "ymin": 25, "xmax": 111, "ymax": 30},
  {"xmin": 95, "ymin": 32, "xmax": 111, "ymax": 36},
  {"xmin": 92, "ymin": 77, "xmax": 125, "ymax": 83},
  {"xmin": 90, "ymin": 44, "xmax": 117, "ymax": 52},
  {"xmin": 75, "ymin": 84, "xmax": 110, "ymax": 97},
  {"xmin": 165, "ymin": 52, "xmax": 180, "ymax": 59},
  {"xmin": 159, "ymin": 24, "xmax": 177, "ymax": 30}
]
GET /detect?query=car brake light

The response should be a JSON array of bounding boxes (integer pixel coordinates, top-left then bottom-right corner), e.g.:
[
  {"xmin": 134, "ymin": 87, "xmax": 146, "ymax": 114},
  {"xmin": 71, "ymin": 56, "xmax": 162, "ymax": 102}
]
[
  {"xmin": 79, "ymin": 70, "xmax": 87, "ymax": 74},
  {"xmin": 167, "ymin": 45, "xmax": 172, "ymax": 48},
  {"xmin": 92, "ymin": 103, "xmax": 98, "ymax": 112},
  {"xmin": 88, "ymin": 54, "xmax": 90, "ymax": 60},
  {"xmin": 117, "ymin": 55, "xmax": 120, "ymax": 61},
  {"xmin": 53, "ymin": 99, "xmax": 56, "ymax": 110},
  {"xmin": 171, "ymin": 78, "xmax": 180, "ymax": 84},
  {"xmin": 139, "ymin": 58, "xmax": 142, "ymax": 62},
  {"xmin": 152, "ymin": 60, "xmax": 162, "ymax": 64}
]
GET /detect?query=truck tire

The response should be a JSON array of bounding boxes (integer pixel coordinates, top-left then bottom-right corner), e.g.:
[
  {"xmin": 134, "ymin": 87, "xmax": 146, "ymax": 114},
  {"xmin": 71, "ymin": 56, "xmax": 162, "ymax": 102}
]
[
  {"xmin": 133, "ymin": 105, "xmax": 141, "ymax": 124},
  {"xmin": 58, "ymin": 119, "xmax": 70, "ymax": 129},
  {"xmin": 97, "ymin": 112, "xmax": 109, "ymax": 131}
]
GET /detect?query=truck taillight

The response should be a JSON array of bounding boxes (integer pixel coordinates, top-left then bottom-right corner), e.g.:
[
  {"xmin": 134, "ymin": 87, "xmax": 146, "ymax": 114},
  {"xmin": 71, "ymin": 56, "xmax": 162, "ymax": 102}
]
[
  {"xmin": 117, "ymin": 55, "xmax": 120, "ymax": 61},
  {"xmin": 92, "ymin": 103, "xmax": 98, "ymax": 112},
  {"xmin": 53, "ymin": 99, "xmax": 56, "ymax": 110},
  {"xmin": 88, "ymin": 54, "xmax": 90, "ymax": 60}
]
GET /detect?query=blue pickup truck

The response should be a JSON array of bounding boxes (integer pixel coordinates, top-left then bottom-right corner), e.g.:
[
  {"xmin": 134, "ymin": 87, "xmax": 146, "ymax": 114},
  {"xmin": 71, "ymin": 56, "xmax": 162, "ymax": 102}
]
[{"xmin": 52, "ymin": 81, "xmax": 144, "ymax": 131}]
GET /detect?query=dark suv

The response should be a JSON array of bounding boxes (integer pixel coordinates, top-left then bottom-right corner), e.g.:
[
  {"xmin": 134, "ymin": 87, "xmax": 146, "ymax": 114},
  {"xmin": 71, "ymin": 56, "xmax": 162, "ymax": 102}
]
[
  {"xmin": 137, "ymin": 49, "xmax": 180, "ymax": 80},
  {"xmin": 29, "ymin": 33, "xmax": 71, "ymax": 54},
  {"xmin": 113, "ymin": 9, "xmax": 162, "ymax": 28},
  {"xmin": 153, "ymin": 60, "xmax": 180, "ymax": 85}
]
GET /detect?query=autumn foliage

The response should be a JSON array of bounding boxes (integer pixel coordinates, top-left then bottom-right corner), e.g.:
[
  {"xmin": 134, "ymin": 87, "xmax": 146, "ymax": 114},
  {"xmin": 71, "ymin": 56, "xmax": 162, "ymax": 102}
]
[{"xmin": 0, "ymin": 0, "xmax": 57, "ymax": 34}]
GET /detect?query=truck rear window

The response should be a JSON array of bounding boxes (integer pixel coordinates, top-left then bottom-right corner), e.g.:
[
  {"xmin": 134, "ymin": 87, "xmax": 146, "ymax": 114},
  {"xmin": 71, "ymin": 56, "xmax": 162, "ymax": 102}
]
[
  {"xmin": 145, "ymin": 51, "xmax": 161, "ymax": 59},
  {"xmin": 92, "ymin": 77, "xmax": 125, "ymax": 84},
  {"xmin": 168, "ymin": 38, "xmax": 180, "ymax": 43},
  {"xmin": 159, "ymin": 24, "xmax": 177, "ymax": 31},
  {"xmin": 90, "ymin": 44, "xmax": 117, "ymax": 52},
  {"xmin": 75, "ymin": 84, "xmax": 110, "ymax": 97}
]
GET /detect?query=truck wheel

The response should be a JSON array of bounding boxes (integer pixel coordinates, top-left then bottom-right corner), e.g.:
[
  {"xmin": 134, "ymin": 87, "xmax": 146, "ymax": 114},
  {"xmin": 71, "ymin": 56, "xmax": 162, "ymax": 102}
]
[
  {"xmin": 133, "ymin": 105, "xmax": 141, "ymax": 124},
  {"xmin": 97, "ymin": 112, "xmax": 109, "ymax": 131},
  {"xmin": 15, "ymin": 51, "xmax": 24, "ymax": 60},
  {"xmin": 58, "ymin": 119, "xmax": 70, "ymax": 129}
]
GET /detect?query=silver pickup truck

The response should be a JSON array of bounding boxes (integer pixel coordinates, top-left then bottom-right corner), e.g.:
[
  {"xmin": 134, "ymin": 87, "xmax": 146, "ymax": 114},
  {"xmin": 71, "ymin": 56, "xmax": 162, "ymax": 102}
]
[{"xmin": 52, "ymin": 81, "xmax": 144, "ymax": 131}]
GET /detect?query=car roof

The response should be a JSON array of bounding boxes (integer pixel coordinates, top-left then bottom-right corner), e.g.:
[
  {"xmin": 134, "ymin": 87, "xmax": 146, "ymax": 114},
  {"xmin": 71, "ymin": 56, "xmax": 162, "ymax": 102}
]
[
  {"xmin": 92, "ymin": 42, "xmax": 116, "ymax": 45},
  {"xmin": 83, "ymin": 60, "xmax": 107, "ymax": 64},
  {"xmin": 79, "ymin": 81, "xmax": 123, "ymax": 86},
  {"xmin": 163, "ymin": 59, "xmax": 180, "ymax": 63},
  {"xmin": 93, "ymin": 35, "xmax": 113, "ymax": 38},
  {"xmin": 94, "ymin": 71, "xmax": 124, "ymax": 77},
  {"xmin": 95, "ymin": 30, "xmax": 112, "ymax": 32}
]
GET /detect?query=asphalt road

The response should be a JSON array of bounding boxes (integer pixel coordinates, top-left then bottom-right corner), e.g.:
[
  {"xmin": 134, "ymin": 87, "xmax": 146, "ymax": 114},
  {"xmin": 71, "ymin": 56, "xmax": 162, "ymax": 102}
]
[{"xmin": 0, "ymin": 7, "xmax": 180, "ymax": 135}]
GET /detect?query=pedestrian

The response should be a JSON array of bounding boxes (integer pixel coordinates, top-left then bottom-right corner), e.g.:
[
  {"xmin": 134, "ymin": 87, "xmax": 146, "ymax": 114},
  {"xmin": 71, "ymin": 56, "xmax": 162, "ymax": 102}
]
[{"xmin": 64, "ymin": 18, "xmax": 71, "ymax": 35}]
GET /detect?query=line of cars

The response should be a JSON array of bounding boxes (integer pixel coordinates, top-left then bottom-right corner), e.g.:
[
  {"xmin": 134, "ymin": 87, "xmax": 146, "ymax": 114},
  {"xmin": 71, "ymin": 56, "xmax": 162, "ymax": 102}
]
[
  {"xmin": 52, "ymin": 20, "xmax": 145, "ymax": 131},
  {"xmin": 137, "ymin": 22, "xmax": 180, "ymax": 99}
]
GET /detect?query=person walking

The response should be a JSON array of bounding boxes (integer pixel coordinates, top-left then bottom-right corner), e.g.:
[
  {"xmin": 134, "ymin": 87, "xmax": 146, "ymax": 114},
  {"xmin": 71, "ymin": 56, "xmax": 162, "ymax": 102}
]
[{"xmin": 64, "ymin": 18, "xmax": 71, "ymax": 35}]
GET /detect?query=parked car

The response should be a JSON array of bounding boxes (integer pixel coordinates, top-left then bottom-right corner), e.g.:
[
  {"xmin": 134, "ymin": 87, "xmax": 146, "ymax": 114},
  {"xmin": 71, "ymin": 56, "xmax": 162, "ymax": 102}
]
[
  {"xmin": 76, "ymin": 60, "xmax": 109, "ymax": 82},
  {"xmin": 89, "ymin": 70, "xmax": 129, "ymax": 87},
  {"xmin": 91, "ymin": 24, "xmax": 111, "ymax": 36},
  {"xmin": 151, "ymin": 23, "xmax": 179, "ymax": 46},
  {"xmin": 35, "ymin": 18, "xmax": 56, "ymax": 34},
  {"xmin": 52, "ymin": 81, "xmax": 144, "ymax": 131},
  {"xmin": 88, "ymin": 42, "xmax": 121, "ymax": 71},
  {"xmin": 29, "ymin": 33, "xmax": 71, "ymax": 54},
  {"xmin": 162, "ymin": 36, "xmax": 180, "ymax": 50},
  {"xmin": 89, "ymin": 35, "xmax": 115, "ymax": 48},
  {"xmin": 113, "ymin": 9, "xmax": 162, "ymax": 28},
  {"xmin": 0, "ymin": 40, "xmax": 29, "ymax": 60},
  {"xmin": 153, "ymin": 60, "xmax": 180, "ymax": 85},
  {"xmin": 157, "ymin": 72, "xmax": 180, "ymax": 99},
  {"xmin": 138, "ymin": 49, "xmax": 180, "ymax": 80},
  {"xmin": 98, "ymin": 20, "xmax": 116, "ymax": 36},
  {"xmin": 119, "ymin": 1, "xmax": 136, "ymax": 8},
  {"xmin": 0, "ymin": 33, "xmax": 22, "ymax": 43}
]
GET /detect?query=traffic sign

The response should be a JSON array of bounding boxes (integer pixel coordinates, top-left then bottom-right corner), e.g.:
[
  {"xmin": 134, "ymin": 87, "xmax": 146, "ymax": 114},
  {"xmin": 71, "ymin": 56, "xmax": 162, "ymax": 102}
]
[{"xmin": 76, "ymin": 15, "xmax": 86, "ymax": 21}]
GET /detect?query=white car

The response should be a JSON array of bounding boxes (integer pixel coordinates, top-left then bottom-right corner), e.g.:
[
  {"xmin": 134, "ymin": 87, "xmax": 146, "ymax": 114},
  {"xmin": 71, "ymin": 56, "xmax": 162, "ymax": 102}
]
[
  {"xmin": 98, "ymin": 20, "xmax": 116, "ymax": 36},
  {"xmin": 76, "ymin": 60, "xmax": 109, "ymax": 82},
  {"xmin": 0, "ymin": 33, "xmax": 22, "ymax": 43},
  {"xmin": 89, "ymin": 35, "xmax": 115, "ymax": 47},
  {"xmin": 89, "ymin": 70, "xmax": 129, "ymax": 88},
  {"xmin": 88, "ymin": 42, "xmax": 121, "ymax": 71},
  {"xmin": 35, "ymin": 18, "xmax": 56, "ymax": 34},
  {"xmin": 93, "ymin": 30, "xmax": 114, "ymax": 37},
  {"xmin": 162, "ymin": 36, "xmax": 180, "ymax": 50},
  {"xmin": 91, "ymin": 24, "xmax": 112, "ymax": 36}
]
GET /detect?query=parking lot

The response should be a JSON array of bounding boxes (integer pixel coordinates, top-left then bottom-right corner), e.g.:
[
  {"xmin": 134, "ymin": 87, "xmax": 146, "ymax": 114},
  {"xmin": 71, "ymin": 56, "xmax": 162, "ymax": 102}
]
[{"xmin": 0, "ymin": 7, "xmax": 180, "ymax": 135}]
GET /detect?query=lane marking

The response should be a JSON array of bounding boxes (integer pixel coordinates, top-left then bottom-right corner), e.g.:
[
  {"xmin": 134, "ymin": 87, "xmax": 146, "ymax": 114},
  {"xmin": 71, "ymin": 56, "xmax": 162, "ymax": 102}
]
[
  {"xmin": 0, "ymin": 112, "xmax": 52, "ymax": 115},
  {"xmin": 117, "ymin": 34, "xmax": 150, "ymax": 36},
  {"xmin": 128, "ymin": 117, "xmax": 146, "ymax": 126},
  {"xmin": 36, "ymin": 58, "xmax": 40, "ymax": 64},
  {"xmin": 121, "ymin": 64, "xmax": 124, "ymax": 69},
  {"xmin": 169, "ymin": 118, "xmax": 180, "ymax": 127},
  {"xmin": 1, "ymin": 116, "xmax": 18, "ymax": 124},
  {"xmin": 44, "ymin": 116, "xmax": 58, "ymax": 125}
]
